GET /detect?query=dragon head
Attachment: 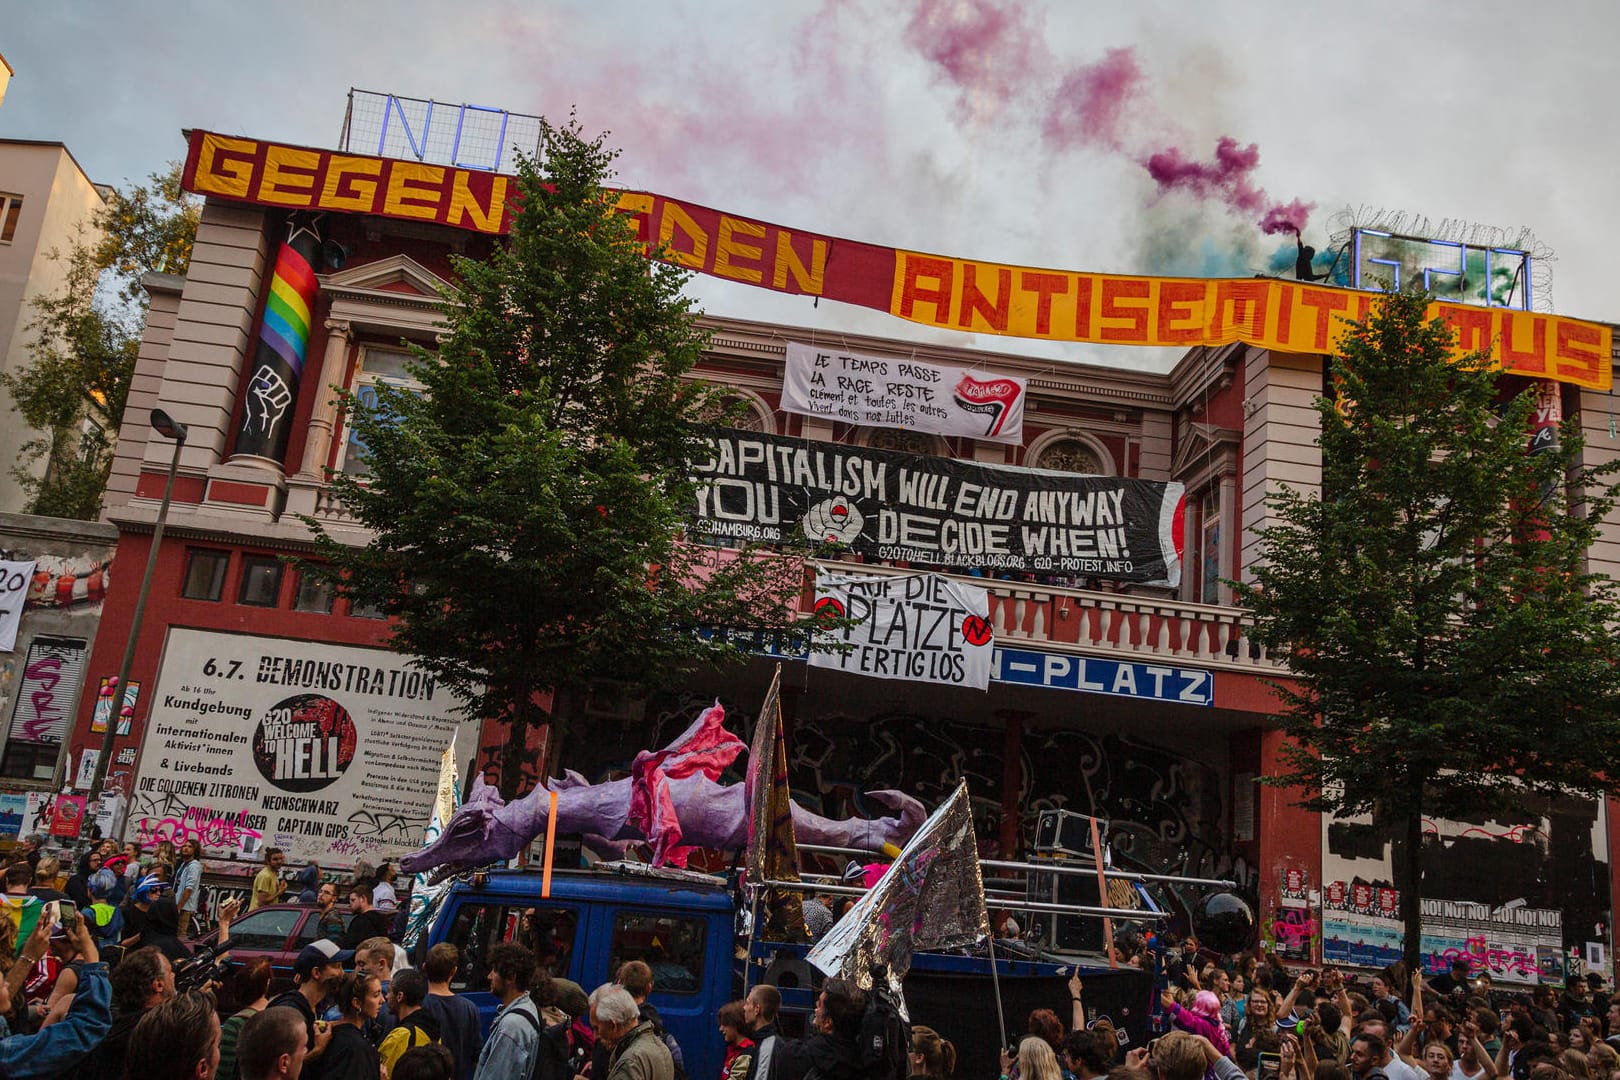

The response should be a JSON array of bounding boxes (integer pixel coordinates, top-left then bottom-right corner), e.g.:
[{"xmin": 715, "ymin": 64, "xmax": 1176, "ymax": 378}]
[{"xmin": 399, "ymin": 776, "xmax": 505, "ymax": 877}]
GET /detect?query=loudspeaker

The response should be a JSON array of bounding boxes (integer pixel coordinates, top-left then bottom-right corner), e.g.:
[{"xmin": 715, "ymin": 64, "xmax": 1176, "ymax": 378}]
[
  {"xmin": 1034, "ymin": 809, "xmax": 1106, "ymax": 857},
  {"xmin": 1026, "ymin": 868, "xmax": 1106, "ymax": 953}
]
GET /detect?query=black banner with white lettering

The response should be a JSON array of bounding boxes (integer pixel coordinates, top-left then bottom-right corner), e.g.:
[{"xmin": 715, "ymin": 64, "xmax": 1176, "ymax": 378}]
[{"xmin": 691, "ymin": 429, "xmax": 1185, "ymax": 585}]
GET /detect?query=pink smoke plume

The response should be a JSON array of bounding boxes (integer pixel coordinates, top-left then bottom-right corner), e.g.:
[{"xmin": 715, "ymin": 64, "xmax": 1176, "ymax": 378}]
[
  {"xmin": 900, "ymin": 20, "xmax": 1315, "ymax": 238},
  {"xmin": 903, "ymin": 0, "xmax": 1050, "ymax": 110},
  {"xmin": 1143, "ymin": 137, "xmax": 1313, "ymax": 234},
  {"xmin": 1259, "ymin": 199, "xmax": 1314, "ymax": 235},
  {"xmin": 1041, "ymin": 47, "xmax": 1143, "ymax": 151}
]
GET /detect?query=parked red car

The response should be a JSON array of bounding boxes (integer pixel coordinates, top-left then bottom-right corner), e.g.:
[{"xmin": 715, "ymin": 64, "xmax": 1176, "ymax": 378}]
[{"xmin": 191, "ymin": 903, "xmax": 355, "ymax": 996}]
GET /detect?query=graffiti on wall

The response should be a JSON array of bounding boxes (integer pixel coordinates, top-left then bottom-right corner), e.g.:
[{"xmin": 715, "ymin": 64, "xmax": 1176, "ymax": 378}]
[
  {"xmin": 1322, "ymin": 797, "xmax": 1608, "ymax": 983},
  {"xmin": 565, "ymin": 691, "xmax": 1255, "ymax": 906}
]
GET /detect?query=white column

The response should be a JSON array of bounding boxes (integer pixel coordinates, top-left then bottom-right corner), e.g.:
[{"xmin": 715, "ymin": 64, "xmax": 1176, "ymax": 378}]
[{"xmin": 295, "ymin": 319, "xmax": 353, "ymax": 480}]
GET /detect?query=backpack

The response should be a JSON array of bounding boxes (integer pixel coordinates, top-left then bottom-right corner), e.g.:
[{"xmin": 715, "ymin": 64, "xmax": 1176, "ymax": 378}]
[{"xmin": 856, "ymin": 966, "xmax": 911, "ymax": 1080}]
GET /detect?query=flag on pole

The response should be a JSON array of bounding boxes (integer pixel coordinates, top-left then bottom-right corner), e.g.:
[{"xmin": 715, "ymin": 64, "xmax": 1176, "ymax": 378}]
[
  {"xmin": 404, "ymin": 741, "xmax": 461, "ymax": 948},
  {"xmin": 745, "ymin": 665, "xmax": 808, "ymax": 941},
  {"xmin": 807, "ymin": 781, "xmax": 989, "ymax": 994}
]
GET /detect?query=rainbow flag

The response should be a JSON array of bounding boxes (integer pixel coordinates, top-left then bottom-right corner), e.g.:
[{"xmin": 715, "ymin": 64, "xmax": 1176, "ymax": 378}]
[{"xmin": 2, "ymin": 895, "xmax": 45, "ymax": 956}]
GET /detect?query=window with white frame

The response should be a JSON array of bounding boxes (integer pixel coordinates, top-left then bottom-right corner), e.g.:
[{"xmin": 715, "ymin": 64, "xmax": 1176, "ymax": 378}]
[
  {"xmin": 1198, "ymin": 485, "xmax": 1222, "ymax": 605},
  {"xmin": 0, "ymin": 194, "xmax": 21, "ymax": 244},
  {"xmin": 338, "ymin": 346, "xmax": 428, "ymax": 477}
]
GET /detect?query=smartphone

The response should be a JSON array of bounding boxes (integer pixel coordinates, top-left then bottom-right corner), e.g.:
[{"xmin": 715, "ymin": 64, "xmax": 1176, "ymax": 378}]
[
  {"xmin": 57, "ymin": 900, "xmax": 79, "ymax": 933},
  {"xmin": 1258, "ymin": 1052, "xmax": 1282, "ymax": 1080}
]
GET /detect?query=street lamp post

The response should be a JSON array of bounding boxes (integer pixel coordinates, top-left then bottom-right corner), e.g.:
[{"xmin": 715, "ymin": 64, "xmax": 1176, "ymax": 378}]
[{"xmin": 87, "ymin": 408, "xmax": 188, "ymax": 808}]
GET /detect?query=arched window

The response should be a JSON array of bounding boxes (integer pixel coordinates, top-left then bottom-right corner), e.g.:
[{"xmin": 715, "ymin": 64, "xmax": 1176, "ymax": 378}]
[
  {"xmin": 862, "ymin": 427, "xmax": 946, "ymax": 457},
  {"xmin": 1031, "ymin": 436, "xmax": 1112, "ymax": 475}
]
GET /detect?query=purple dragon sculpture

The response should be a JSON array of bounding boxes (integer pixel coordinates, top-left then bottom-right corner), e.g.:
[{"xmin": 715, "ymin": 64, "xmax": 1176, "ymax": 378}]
[{"xmin": 401, "ymin": 702, "xmax": 926, "ymax": 878}]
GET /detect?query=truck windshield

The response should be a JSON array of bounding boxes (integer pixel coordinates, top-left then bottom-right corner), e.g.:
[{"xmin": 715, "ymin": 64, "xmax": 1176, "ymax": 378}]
[
  {"xmin": 606, "ymin": 910, "xmax": 706, "ymax": 994},
  {"xmin": 445, "ymin": 902, "xmax": 580, "ymax": 991}
]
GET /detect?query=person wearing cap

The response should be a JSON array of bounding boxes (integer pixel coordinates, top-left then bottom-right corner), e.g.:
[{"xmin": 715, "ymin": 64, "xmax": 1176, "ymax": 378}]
[
  {"xmin": 531, "ymin": 978, "xmax": 593, "ymax": 1080},
  {"xmin": 86, "ymin": 868, "xmax": 124, "ymax": 947},
  {"xmin": 267, "ymin": 939, "xmax": 347, "ymax": 1057},
  {"xmin": 120, "ymin": 872, "xmax": 168, "ymax": 947}
]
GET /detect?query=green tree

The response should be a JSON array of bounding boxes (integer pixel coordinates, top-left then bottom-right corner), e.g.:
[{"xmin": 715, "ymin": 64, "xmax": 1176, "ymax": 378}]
[
  {"xmin": 1234, "ymin": 289, "xmax": 1620, "ymax": 972},
  {"xmin": 0, "ymin": 163, "xmax": 199, "ymax": 518},
  {"xmin": 304, "ymin": 118, "xmax": 823, "ymax": 798}
]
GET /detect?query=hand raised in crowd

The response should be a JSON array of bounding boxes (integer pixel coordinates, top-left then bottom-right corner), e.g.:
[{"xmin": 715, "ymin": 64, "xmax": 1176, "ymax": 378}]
[
  {"xmin": 70, "ymin": 907, "xmax": 98, "ymax": 965},
  {"xmin": 1125, "ymin": 1048, "xmax": 1151, "ymax": 1071},
  {"xmin": 1069, "ymin": 973, "xmax": 1083, "ymax": 998},
  {"xmin": 1000, "ymin": 1047, "xmax": 1014, "ymax": 1073},
  {"xmin": 19, "ymin": 916, "xmax": 50, "ymax": 963},
  {"xmin": 1160, "ymin": 989, "xmax": 1177, "ymax": 1010},
  {"xmin": 1296, "ymin": 971, "xmax": 1315, "ymax": 990}
]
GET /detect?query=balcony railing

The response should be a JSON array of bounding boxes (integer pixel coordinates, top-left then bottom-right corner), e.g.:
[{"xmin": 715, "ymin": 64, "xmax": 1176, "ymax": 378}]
[{"xmin": 810, "ymin": 560, "xmax": 1284, "ymax": 673}]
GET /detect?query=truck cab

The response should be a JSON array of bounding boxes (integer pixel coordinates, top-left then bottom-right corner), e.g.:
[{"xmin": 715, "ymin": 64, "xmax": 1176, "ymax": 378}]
[{"xmin": 424, "ymin": 864, "xmax": 736, "ymax": 1080}]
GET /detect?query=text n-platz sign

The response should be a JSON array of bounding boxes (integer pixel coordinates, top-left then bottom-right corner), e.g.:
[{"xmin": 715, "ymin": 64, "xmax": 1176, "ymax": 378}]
[{"xmin": 992, "ymin": 647, "xmax": 1213, "ymax": 706}]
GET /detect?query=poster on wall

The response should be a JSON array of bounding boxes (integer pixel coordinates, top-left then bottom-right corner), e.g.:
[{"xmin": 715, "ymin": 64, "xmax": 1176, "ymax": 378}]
[
  {"xmin": 0, "ymin": 561, "xmax": 35, "ymax": 652},
  {"xmin": 129, "ymin": 628, "xmax": 478, "ymax": 868},
  {"xmin": 49, "ymin": 795, "xmax": 86, "ymax": 839},
  {"xmin": 91, "ymin": 678, "xmax": 139, "ymax": 736},
  {"xmin": 810, "ymin": 570, "xmax": 993, "ymax": 689},
  {"xmin": 780, "ymin": 343, "xmax": 1027, "ymax": 444},
  {"xmin": 692, "ymin": 428, "xmax": 1184, "ymax": 586},
  {"xmin": 6, "ymin": 636, "xmax": 87, "ymax": 745},
  {"xmin": 0, "ymin": 795, "xmax": 26, "ymax": 841},
  {"xmin": 1268, "ymin": 866, "xmax": 1317, "ymax": 963},
  {"xmin": 1321, "ymin": 797, "xmax": 1601, "ymax": 986},
  {"xmin": 22, "ymin": 793, "xmax": 52, "ymax": 839}
]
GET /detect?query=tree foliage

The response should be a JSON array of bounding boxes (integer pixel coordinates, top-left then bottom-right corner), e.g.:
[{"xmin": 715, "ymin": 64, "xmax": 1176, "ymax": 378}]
[
  {"xmin": 0, "ymin": 163, "xmax": 198, "ymax": 518},
  {"xmin": 304, "ymin": 118, "xmax": 825, "ymax": 798},
  {"xmin": 1235, "ymin": 289, "xmax": 1620, "ymax": 969}
]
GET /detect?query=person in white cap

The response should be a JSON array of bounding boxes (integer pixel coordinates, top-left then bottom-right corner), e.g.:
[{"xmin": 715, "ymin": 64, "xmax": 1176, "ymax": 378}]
[{"xmin": 266, "ymin": 940, "xmax": 348, "ymax": 1057}]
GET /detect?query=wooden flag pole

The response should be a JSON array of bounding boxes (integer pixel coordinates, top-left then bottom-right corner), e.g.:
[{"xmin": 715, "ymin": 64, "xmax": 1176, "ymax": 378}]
[{"xmin": 1088, "ymin": 815, "xmax": 1116, "ymax": 969}]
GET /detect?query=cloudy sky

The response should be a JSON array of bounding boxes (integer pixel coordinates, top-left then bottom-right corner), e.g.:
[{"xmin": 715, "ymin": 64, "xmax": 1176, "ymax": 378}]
[{"xmin": 4, "ymin": 1, "xmax": 1616, "ymax": 372}]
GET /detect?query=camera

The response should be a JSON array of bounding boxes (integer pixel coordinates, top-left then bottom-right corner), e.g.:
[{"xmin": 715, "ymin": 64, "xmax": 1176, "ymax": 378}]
[{"xmin": 174, "ymin": 943, "xmax": 232, "ymax": 994}]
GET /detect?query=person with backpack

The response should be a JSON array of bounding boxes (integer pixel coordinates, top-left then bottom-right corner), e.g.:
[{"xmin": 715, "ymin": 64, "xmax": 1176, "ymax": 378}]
[
  {"xmin": 528, "ymin": 978, "xmax": 594, "ymax": 1080},
  {"xmin": 472, "ymin": 943, "xmax": 541, "ymax": 1080},
  {"xmin": 380, "ymin": 969, "xmax": 442, "ymax": 1072}
]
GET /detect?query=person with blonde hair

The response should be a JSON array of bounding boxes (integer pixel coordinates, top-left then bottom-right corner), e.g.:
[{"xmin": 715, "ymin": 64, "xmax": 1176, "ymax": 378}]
[
  {"xmin": 908, "ymin": 1025, "xmax": 955, "ymax": 1079},
  {"xmin": 1015, "ymin": 1036, "xmax": 1064, "ymax": 1080}
]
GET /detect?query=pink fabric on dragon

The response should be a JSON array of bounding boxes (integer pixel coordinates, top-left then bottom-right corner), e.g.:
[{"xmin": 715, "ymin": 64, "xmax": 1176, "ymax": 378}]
[{"xmin": 627, "ymin": 700, "xmax": 746, "ymax": 866}]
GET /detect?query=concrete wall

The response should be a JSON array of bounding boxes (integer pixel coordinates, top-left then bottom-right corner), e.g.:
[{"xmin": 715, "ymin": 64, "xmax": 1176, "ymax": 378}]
[
  {"xmin": 0, "ymin": 512, "xmax": 118, "ymax": 791},
  {"xmin": 1240, "ymin": 348, "xmax": 1323, "ymax": 582},
  {"xmin": 0, "ymin": 143, "xmax": 106, "ymax": 513}
]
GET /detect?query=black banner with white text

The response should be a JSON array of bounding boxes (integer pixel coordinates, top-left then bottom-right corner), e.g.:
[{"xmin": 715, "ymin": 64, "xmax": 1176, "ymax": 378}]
[{"xmin": 691, "ymin": 429, "xmax": 1185, "ymax": 585}]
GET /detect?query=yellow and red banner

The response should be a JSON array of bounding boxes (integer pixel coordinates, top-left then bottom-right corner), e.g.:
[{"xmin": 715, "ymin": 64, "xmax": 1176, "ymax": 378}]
[{"xmin": 183, "ymin": 131, "xmax": 1613, "ymax": 390}]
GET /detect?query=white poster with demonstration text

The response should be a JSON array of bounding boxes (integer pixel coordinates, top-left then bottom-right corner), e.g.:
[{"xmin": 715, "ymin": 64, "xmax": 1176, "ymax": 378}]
[
  {"xmin": 811, "ymin": 570, "xmax": 994, "ymax": 689},
  {"xmin": 131, "ymin": 628, "xmax": 478, "ymax": 868},
  {"xmin": 0, "ymin": 561, "xmax": 36, "ymax": 652},
  {"xmin": 782, "ymin": 343, "xmax": 1026, "ymax": 444}
]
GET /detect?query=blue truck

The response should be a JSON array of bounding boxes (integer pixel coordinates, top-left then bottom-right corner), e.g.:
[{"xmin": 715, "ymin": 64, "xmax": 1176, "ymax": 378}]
[{"xmin": 421, "ymin": 862, "xmax": 1161, "ymax": 1080}]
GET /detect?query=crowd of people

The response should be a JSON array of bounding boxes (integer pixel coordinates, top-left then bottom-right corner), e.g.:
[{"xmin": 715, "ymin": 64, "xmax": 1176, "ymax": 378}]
[
  {"xmin": 1139, "ymin": 935, "xmax": 1619, "ymax": 1080},
  {"xmin": 1, "ymin": 834, "xmax": 1615, "ymax": 1080}
]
